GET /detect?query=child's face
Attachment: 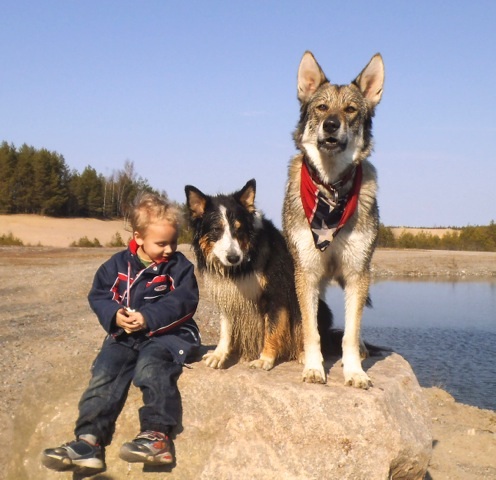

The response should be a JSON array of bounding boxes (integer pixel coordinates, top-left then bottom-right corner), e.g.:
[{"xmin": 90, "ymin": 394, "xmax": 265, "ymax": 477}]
[{"xmin": 134, "ymin": 220, "xmax": 178, "ymax": 263}]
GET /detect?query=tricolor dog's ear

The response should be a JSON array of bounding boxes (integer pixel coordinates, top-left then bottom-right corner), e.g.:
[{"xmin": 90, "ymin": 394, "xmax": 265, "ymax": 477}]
[
  {"xmin": 353, "ymin": 53, "xmax": 384, "ymax": 108},
  {"xmin": 185, "ymin": 185, "xmax": 207, "ymax": 219},
  {"xmin": 235, "ymin": 179, "xmax": 256, "ymax": 213},
  {"xmin": 297, "ymin": 51, "xmax": 328, "ymax": 103}
]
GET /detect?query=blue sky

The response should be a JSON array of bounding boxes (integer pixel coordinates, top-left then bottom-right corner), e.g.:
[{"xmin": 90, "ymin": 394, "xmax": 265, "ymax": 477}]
[{"xmin": 1, "ymin": 1, "xmax": 495, "ymax": 228}]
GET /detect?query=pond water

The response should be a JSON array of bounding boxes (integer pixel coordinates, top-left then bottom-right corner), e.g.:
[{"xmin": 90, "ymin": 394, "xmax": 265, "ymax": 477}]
[{"xmin": 326, "ymin": 279, "xmax": 496, "ymax": 410}]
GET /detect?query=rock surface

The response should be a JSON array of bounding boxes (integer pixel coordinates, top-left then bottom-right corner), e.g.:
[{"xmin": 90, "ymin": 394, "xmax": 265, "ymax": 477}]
[
  {"xmin": 3, "ymin": 245, "xmax": 495, "ymax": 480},
  {"xmin": 16, "ymin": 352, "xmax": 431, "ymax": 480}
]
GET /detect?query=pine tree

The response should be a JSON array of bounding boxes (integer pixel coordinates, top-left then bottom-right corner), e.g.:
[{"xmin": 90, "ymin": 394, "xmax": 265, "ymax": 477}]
[
  {"xmin": 13, "ymin": 144, "xmax": 37, "ymax": 213},
  {"xmin": 0, "ymin": 142, "xmax": 17, "ymax": 213},
  {"xmin": 33, "ymin": 149, "xmax": 70, "ymax": 215}
]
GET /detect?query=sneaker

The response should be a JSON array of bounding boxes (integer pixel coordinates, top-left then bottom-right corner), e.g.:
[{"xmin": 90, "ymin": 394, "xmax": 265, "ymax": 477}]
[
  {"xmin": 119, "ymin": 430, "xmax": 174, "ymax": 465},
  {"xmin": 41, "ymin": 439, "xmax": 106, "ymax": 474}
]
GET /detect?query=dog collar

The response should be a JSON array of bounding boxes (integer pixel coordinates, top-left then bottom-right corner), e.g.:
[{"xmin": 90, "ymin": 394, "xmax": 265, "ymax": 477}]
[{"xmin": 300, "ymin": 159, "xmax": 362, "ymax": 251}]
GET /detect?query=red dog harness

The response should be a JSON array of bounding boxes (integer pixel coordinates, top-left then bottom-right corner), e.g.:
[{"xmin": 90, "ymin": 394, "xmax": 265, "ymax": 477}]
[{"xmin": 300, "ymin": 159, "xmax": 362, "ymax": 251}]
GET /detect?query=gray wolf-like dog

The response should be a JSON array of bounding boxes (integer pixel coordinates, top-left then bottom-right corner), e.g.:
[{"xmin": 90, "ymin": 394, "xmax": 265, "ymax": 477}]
[
  {"xmin": 282, "ymin": 51, "xmax": 384, "ymax": 387},
  {"xmin": 185, "ymin": 180, "xmax": 335, "ymax": 370}
]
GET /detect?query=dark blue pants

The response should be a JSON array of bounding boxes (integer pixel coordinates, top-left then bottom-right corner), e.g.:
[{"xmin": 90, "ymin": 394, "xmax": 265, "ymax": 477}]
[{"xmin": 75, "ymin": 335, "xmax": 183, "ymax": 446}]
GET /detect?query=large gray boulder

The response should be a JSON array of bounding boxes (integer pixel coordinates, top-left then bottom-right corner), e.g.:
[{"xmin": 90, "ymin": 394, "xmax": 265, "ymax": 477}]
[{"xmin": 19, "ymin": 352, "xmax": 431, "ymax": 480}]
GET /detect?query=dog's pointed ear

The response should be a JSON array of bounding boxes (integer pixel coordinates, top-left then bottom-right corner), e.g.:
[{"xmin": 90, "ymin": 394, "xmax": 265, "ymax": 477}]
[
  {"xmin": 297, "ymin": 51, "xmax": 328, "ymax": 103},
  {"xmin": 185, "ymin": 185, "xmax": 207, "ymax": 219},
  {"xmin": 236, "ymin": 179, "xmax": 256, "ymax": 213},
  {"xmin": 353, "ymin": 53, "xmax": 384, "ymax": 108}
]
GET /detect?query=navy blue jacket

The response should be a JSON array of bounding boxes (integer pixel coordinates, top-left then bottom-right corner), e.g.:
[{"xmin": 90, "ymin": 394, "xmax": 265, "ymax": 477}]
[{"xmin": 88, "ymin": 240, "xmax": 201, "ymax": 364}]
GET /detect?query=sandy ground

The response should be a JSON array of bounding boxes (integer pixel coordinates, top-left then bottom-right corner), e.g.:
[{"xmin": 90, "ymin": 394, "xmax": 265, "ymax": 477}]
[
  {"xmin": 6, "ymin": 214, "xmax": 494, "ymax": 279},
  {"xmin": 0, "ymin": 216, "xmax": 495, "ymax": 479},
  {"xmin": 390, "ymin": 227, "xmax": 458, "ymax": 238},
  {"xmin": 372, "ymin": 248, "xmax": 496, "ymax": 278},
  {"xmin": 0, "ymin": 214, "xmax": 132, "ymax": 247},
  {"xmin": 0, "ymin": 215, "xmax": 463, "ymax": 250}
]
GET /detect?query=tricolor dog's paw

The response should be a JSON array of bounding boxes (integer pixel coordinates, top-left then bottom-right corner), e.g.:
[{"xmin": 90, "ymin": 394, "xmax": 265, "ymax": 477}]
[
  {"xmin": 249, "ymin": 357, "xmax": 275, "ymax": 371},
  {"xmin": 297, "ymin": 351, "xmax": 305, "ymax": 364},
  {"xmin": 203, "ymin": 350, "xmax": 228, "ymax": 369}
]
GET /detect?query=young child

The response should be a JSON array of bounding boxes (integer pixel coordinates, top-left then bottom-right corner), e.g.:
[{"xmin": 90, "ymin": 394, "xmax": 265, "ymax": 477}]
[{"xmin": 42, "ymin": 192, "xmax": 201, "ymax": 475}]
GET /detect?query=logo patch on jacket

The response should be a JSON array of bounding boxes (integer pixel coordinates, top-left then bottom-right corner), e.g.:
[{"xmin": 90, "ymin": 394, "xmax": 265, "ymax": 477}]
[{"xmin": 146, "ymin": 274, "xmax": 175, "ymax": 291}]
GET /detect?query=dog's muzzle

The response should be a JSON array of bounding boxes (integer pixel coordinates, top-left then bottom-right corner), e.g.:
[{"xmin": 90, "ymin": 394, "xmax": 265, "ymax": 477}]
[
  {"xmin": 226, "ymin": 253, "xmax": 241, "ymax": 265},
  {"xmin": 318, "ymin": 115, "xmax": 347, "ymax": 151}
]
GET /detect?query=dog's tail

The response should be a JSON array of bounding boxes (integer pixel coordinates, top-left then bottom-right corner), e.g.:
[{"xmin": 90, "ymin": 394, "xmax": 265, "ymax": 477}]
[
  {"xmin": 317, "ymin": 300, "xmax": 391, "ymax": 357},
  {"xmin": 317, "ymin": 300, "xmax": 341, "ymax": 356}
]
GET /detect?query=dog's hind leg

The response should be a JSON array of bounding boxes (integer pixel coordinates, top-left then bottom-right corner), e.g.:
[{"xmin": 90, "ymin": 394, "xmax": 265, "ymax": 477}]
[
  {"xmin": 342, "ymin": 273, "xmax": 372, "ymax": 389},
  {"xmin": 203, "ymin": 313, "xmax": 231, "ymax": 369}
]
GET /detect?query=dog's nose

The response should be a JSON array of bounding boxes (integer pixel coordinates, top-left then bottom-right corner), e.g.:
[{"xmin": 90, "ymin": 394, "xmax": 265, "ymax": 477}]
[
  {"xmin": 323, "ymin": 115, "xmax": 340, "ymax": 134},
  {"xmin": 227, "ymin": 254, "xmax": 241, "ymax": 265}
]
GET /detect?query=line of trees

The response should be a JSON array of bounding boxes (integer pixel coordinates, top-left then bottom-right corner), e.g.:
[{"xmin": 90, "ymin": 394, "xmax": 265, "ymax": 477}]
[
  {"xmin": 2, "ymin": 141, "xmax": 495, "ymax": 251},
  {"xmin": 0, "ymin": 142, "xmax": 162, "ymax": 218},
  {"xmin": 377, "ymin": 224, "xmax": 496, "ymax": 252}
]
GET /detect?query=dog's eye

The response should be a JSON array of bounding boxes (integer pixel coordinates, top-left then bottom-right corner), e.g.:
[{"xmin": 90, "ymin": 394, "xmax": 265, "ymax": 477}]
[
  {"xmin": 317, "ymin": 104, "xmax": 328, "ymax": 112},
  {"xmin": 345, "ymin": 105, "xmax": 357, "ymax": 114}
]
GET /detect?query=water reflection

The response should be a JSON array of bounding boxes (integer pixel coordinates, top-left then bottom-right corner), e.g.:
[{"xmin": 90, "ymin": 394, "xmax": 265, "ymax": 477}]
[
  {"xmin": 327, "ymin": 279, "xmax": 496, "ymax": 332},
  {"xmin": 325, "ymin": 279, "xmax": 496, "ymax": 410}
]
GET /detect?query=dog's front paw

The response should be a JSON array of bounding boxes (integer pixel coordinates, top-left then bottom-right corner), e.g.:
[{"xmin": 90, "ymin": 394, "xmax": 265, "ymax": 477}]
[
  {"xmin": 302, "ymin": 350, "xmax": 326, "ymax": 383},
  {"xmin": 302, "ymin": 367, "xmax": 326, "ymax": 384},
  {"xmin": 249, "ymin": 357, "xmax": 275, "ymax": 371},
  {"xmin": 344, "ymin": 370, "xmax": 372, "ymax": 389},
  {"xmin": 203, "ymin": 351, "xmax": 228, "ymax": 369}
]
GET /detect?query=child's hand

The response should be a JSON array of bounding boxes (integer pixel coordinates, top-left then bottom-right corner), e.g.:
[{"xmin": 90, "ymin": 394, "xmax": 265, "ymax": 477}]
[
  {"xmin": 126, "ymin": 310, "xmax": 147, "ymax": 330},
  {"xmin": 116, "ymin": 308, "xmax": 147, "ymax": 334}
]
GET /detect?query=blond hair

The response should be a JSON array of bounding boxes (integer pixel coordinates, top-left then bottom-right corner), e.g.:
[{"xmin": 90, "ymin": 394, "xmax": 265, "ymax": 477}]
[{"xmin": 130, "ymin": 192, "xmax": 182, "ymax": 236}]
